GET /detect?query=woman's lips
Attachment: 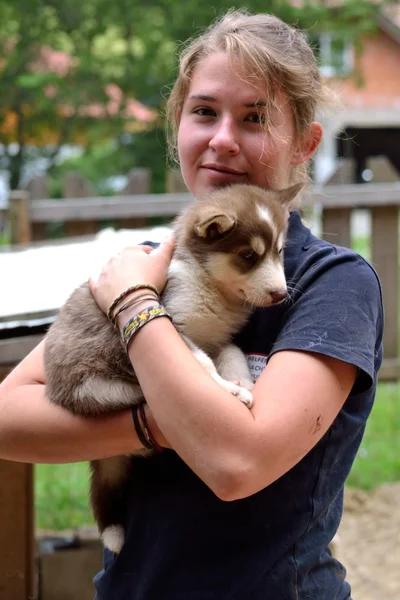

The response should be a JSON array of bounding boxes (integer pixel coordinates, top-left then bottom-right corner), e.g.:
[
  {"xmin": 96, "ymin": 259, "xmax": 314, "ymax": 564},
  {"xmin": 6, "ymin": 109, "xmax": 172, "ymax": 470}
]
[{"xmin": 201, "ymin": 164, "xmax": 247, "ymax": 183}]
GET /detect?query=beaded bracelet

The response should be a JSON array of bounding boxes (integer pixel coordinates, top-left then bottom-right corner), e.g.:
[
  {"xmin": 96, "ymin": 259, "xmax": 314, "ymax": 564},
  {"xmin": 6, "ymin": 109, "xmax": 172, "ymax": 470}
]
[
  {"xmin": 120, "ymin": 305, "xmax": 172, "ymax": 352},
  {"xmin": 107, "ymin": 284, "xmax": 160, "ymax": 324}
]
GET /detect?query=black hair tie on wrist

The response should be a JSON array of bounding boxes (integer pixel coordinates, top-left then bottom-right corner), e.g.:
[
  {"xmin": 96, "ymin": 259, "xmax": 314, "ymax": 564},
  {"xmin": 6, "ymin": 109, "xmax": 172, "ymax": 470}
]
[{"xmin": 131, "ymin": 405, "xmax": 154, "ymax": 450}]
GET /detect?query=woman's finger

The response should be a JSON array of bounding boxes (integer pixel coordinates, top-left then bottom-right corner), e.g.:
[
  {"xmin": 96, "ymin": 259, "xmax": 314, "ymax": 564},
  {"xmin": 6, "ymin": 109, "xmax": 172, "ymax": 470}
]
[{"xmin": 141, "ymin": 245, "xmax": 154, "ymax": 254}]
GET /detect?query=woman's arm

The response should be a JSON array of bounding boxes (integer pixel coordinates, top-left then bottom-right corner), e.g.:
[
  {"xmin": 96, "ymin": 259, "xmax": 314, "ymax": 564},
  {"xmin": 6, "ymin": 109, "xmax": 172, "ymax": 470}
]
[
  {"xmin": 122, "ymin": 312, "xmax": 357, "ymax": 500},
  {"xmin": 0, "ymin": 340, "xmax": 168, "ymax": 464}
]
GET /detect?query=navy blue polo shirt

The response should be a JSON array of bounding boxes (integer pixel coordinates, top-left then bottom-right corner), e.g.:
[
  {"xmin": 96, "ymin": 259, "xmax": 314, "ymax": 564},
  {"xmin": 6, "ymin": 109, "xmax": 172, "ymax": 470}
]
[{"xmin": 94, "ymin": 210, "xmax": 383, "ymax": 600}]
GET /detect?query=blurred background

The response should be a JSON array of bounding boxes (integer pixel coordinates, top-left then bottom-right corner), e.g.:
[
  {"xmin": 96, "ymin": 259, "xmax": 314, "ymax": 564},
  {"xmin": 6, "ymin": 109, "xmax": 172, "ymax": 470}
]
[
  {"xmin": 0, "ymin": 1, "xmax": 400, "ymax": 599},
  {"xmin": 1, "ymin": 0, "xmax": 398, "ymax": 206}
]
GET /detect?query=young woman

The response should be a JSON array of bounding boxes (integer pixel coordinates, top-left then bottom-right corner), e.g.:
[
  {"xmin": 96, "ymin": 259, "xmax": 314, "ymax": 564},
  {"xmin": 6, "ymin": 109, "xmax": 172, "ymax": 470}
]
[{"xmin": 0, "ymin": 10, "xmax": 383, "ymax": 599}]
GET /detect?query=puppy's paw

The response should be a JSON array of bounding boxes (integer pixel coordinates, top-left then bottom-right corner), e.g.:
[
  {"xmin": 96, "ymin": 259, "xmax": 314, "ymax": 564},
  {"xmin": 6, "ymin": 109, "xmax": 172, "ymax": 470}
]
[
  {"xmin": 234, "ymin": 379, "xmax": 254, "ymax": 392},
  {"xmin": 211, "ymin": 373, "xmax": 253, "ymax": 408},
  {"xmin": 231, "ymin": 385, "xmax": 253, "ymax": 409},
  {"xmin": 101, "ymin": 524, "xmax": 124, "ymax": 554}
]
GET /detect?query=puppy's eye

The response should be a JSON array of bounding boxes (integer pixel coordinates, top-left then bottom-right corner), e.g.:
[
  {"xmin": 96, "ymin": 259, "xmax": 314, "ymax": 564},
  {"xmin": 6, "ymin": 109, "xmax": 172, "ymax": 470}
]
[
  {"xmin": 239, "ymin": 250, "xmax": 257, "ymax": 262},
  {"xmin": 278, "ymin": 248, "xmax": 283, "ymax": 255}
]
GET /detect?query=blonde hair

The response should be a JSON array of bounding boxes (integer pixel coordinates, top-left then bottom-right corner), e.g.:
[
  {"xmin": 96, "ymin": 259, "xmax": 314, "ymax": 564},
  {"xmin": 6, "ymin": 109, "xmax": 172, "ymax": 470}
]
[{"xmin": 166, "ymin": 9, "xmax": 330, "ymax": 182}]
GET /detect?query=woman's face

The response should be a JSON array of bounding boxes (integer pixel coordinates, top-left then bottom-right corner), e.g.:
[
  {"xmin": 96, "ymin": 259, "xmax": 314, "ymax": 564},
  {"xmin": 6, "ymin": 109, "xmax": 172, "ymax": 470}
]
[{"xmin": 177, "ymin": 52, "xmax": 321, "ymax": 197}]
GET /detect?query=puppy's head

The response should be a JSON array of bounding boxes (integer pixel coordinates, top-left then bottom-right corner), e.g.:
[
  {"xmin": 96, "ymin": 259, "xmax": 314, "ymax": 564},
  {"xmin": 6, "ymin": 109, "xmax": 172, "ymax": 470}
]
[{"xmin": 185, "ymin": 183, "xmax": 303, "ymax": 307}]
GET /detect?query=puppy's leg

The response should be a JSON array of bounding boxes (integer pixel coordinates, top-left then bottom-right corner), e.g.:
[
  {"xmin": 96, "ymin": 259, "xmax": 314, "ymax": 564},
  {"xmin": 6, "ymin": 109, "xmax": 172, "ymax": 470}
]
[
  {"xmin": 68, "ymin": 379, "xmax": 143, "ymax": 415},
  {"xmin": 90, "ymin": 456, "xmax": 137, "ymax": 554},
  {"xmin": 214, "ymin": 344, "xmax": 254, "ymax": 391},
  {"xmin": 182, "ymin": 336, "xmax": 253, "ymax": 408}
]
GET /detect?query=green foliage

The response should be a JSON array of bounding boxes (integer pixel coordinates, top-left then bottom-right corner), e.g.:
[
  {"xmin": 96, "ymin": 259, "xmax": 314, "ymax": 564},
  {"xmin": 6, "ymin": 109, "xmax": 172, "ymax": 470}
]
[
  {"xmin": 49, "ymin": 126, "xmax": 167, "ymax": 194},
  {"xmin": 0, "ymin": 0, "xmax": 381, "ymax": 190}
]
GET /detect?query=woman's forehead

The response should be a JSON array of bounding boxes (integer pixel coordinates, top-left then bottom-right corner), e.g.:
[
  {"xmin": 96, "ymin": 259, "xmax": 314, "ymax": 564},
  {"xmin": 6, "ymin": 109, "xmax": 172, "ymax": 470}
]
[{"xmin": 187, "ymin": 53, "xmax": 271, "ymax": 103}]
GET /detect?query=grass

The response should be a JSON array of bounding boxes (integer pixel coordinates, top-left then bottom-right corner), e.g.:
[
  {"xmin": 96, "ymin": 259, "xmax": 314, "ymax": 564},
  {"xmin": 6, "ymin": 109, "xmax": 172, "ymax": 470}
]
[
  {"xmin": 35, "ymin": 462, "xmax": 93, "ymax": 530},
  {"xmin": 0, "ymin": 232, "xmax": 9, "ymax": 246},
  {"xmin": 347, "ymin": 382, "xmax": 400, "ymax": 490}
]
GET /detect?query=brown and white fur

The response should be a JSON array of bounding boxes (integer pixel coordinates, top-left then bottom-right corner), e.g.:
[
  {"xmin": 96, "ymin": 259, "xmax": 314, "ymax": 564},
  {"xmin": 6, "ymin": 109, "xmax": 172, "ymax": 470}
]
[{"xmin": 44, "ymin": 182, "xmax": 301, "ymax": 553}]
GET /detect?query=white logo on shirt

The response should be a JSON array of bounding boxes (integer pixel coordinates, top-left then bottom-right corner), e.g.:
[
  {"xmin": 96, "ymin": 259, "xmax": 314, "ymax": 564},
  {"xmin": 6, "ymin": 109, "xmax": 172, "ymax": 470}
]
[{"xmin": 246, "ymin": 354, "xmax": 268, "ymax": 381}]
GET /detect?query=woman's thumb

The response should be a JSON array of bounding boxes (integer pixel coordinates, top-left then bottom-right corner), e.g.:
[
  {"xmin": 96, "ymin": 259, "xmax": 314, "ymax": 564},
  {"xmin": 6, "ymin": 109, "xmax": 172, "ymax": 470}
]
[{"xmin": 159, "ymin": 234, "xmax": 175, "ymax": 258}]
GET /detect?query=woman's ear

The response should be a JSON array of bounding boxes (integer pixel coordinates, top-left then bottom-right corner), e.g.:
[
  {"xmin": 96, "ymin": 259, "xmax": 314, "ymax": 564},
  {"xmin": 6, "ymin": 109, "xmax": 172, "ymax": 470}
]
[{"xmin": 291, "ymin": 122, "xmax": 323, "ymax": 165}]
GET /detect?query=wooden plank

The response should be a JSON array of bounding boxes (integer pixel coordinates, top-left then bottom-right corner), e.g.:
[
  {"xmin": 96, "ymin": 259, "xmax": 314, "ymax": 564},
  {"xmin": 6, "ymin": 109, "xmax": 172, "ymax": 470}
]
[
  {"xmin": 8, "ymin": 191, "xmax": 31, "ymax": 245},
  {"xmin": 29, "ymin": 193, "xmax": 193, "ymax": 222},
  {"xmin": 311, "ymin": 182, "xmax": 400, "ymax": 208},
  {"xmin": 0, "ymin": 365, "xmax": 12, "ymax": 382},
  {"xmin": 379, "ymin": 357, "xmax": 400, "ymax": 380},
  {"xmin": 166, "ymin": 169, "xmax": 188, "ymax": 193},
  {"xmin": 371, "ymin": 206, "xmax": 399, "ymax": 358},
  {"xmin": 116, "ymin": 168, "xmax": 151, "ymax": 230},
  {"xmin": 26, "ymin": 175, "xmax": 50, "ymax": 242},
  {"xmin": 0, "ymin": 461, "xmax": 35, "ymax": 600},
  {"xmin": 321, "ymin": 207, "xmax": 351, "ymax": 248},
  {"xmin": 65, "ymin": 220, "xmax": 99, "ymax": 237},
  {"xmin": 31, "ymin": 222, "xmax": 49, "ymax": 241},
  {"xmin": 0, "ymin": 334, "xmax": 45, "ymax": 366}
]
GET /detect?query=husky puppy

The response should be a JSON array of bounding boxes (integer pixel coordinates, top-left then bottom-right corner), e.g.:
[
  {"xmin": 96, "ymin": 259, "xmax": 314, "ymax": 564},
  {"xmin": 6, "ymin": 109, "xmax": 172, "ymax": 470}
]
[{"xmin": 44, "ymin": 182, "xmax": 301, "ymax": 553}]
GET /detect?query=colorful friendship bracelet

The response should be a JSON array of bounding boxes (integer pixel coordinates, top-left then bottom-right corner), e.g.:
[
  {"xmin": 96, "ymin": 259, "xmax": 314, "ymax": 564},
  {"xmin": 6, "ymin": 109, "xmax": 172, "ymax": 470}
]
[{"xmin": 121, "ymin": 305, "xmax": 172, "ymax": 351}]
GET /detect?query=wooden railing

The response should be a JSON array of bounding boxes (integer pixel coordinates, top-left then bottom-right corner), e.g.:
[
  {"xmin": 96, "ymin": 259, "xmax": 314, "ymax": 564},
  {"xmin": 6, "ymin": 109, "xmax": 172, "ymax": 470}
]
[{"xmin": 4, "ymin": 180, "xmax": 400, "ymax": 380}]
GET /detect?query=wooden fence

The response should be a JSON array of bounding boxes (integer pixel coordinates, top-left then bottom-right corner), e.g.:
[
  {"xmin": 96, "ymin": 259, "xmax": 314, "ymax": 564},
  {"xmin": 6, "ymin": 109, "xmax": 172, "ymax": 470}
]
[{"xmin": 2, "ymin": 172, "xmax": 400, "ymax": 379}]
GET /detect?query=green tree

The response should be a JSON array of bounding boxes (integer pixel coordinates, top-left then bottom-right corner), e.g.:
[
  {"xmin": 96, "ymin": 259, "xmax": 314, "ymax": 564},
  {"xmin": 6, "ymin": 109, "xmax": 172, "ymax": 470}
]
[{"xmin": 0, "ymin": 0, "xmax": 381, "ymax": 191}]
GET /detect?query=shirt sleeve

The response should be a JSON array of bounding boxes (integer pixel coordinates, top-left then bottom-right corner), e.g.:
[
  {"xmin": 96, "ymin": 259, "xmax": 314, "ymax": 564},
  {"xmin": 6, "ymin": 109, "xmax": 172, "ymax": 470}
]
[{"xmin": 270, "ymin": 245, "xmax": 384, "ymax": 393}]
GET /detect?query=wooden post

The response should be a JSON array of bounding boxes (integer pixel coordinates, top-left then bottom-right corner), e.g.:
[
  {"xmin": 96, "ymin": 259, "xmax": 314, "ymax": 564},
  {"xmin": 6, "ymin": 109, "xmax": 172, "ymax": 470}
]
[
  {"xmin": 116, "ymin": 168, "xmax": 151, "ymax": 229},
  {"xmin": 166, "ymin": 168, "xmax": 188, "ymax": 194},
  {"xmin": 63, "ymin": 172, "xmax": 98, "ymax": 237},
  {"xmin": 321, "ymin": 207, "xmax": 352, "ymax": 248},
  {"xmin": 0, "ymin": 461, "xmax": 36, "ymax": 599},
  {"xmin": 8, "ymin": 190, "xmax": 31, "ymax": 245},
  {"xmin": 25, "ymin": 175, "xmax": 49, "ymax": 241},
  {"xmin": 371, "ymin": 206, "xmax": 399, "ymax": 358}
]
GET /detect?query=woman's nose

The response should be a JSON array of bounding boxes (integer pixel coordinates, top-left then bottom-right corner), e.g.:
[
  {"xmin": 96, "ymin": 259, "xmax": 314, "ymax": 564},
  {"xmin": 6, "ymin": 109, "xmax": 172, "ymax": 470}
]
[{"xmin": 209, "ymin": 118, "xmax": 239, "ymax": 155}]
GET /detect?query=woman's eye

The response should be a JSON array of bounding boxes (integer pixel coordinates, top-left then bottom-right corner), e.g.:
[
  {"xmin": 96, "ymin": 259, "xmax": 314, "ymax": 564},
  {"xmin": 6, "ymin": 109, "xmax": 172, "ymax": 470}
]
[
  {"xmin": 246, "ymin": 112, "xmax": 266, "ymax": 124},
  {"xmin": 194, "ymin": 107, "xmax": 214, "ymax": 117}
]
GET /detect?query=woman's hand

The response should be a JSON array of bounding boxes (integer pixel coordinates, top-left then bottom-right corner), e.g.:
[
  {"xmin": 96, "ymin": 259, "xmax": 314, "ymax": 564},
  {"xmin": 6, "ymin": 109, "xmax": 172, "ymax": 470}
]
[{"xmin": 89, "ymin": 237, "xmax": 175, "ymax": 315}]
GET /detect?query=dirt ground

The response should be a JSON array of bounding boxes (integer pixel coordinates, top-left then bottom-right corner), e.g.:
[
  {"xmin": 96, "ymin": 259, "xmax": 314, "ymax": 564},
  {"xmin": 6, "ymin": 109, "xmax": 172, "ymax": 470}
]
[{"xmin": 335, "ymin": 483, "xmax": 400, "ymax": 599}]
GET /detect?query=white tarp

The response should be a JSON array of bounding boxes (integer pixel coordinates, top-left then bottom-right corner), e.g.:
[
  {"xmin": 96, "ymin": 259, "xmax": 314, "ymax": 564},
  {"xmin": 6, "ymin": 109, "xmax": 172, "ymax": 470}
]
[{"xmin": 0, "ymin": 226, "xmax": 172, "ymax": 327}]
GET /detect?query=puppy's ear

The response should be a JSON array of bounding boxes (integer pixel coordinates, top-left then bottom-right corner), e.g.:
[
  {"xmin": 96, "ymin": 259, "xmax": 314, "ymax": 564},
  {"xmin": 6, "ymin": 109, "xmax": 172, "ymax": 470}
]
[
  {"xmin": 194, "ymin": 208, "xmax": 236, "ymax": 240},
  {"xmin": 274, "ymin": 182, "xmax": 305, "ymax": 208}
]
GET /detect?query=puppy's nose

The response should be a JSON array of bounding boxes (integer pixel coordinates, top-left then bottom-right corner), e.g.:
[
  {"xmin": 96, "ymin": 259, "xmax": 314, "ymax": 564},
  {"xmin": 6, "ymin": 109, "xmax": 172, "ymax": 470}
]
[{"xmin": 270, "ymin": 289, "xmax": 287, "ymax": 304}]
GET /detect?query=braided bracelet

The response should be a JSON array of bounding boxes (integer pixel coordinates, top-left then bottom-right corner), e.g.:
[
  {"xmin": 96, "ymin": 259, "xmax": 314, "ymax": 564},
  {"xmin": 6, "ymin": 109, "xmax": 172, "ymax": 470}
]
[
  {"xmin": 107, "ymin": 284, "xmax": 160, "ymax": 324},
  {"xmin": 112, "ymin": 293, "xmax": 159, "ymax": 326},
  {"xmin": 121, "ymin": 305, "xmax": 172, "ymax": 352}
]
